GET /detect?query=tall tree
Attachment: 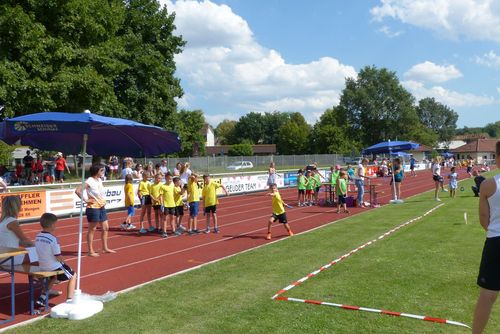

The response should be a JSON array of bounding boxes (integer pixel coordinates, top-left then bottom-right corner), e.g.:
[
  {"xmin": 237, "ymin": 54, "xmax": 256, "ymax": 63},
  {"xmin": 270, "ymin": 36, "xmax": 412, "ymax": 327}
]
[
  {"xmin": 261, "ymin": 111, "xmax": 291, "ymax": 144},
  {"xmin": 416, "ymin": 97, "xmax": 458, "ymax": 143},
  {"xmin": 0, "ymin": 0, "xmax": 184, "ymax": 129},
  {"xmin": 215, "ymin": 119, "xmax": 237, "ymax": 144},
  {"xmin": 336, "ymin": 66, "xmax": 421, "ymax": 146},
  {"xmin": 233, "ymin": 112, "xmax": 265, "ymax": 144},
  {"xmin": 310, "ymin": 107, "xmax": 358, "ymax": 154},
  {"xmin": 276, "ymin": 112, "xmax": 311, "ymax": 154},
  {"xmin": 176, "ymin": 110, "xmax": 205, "ymax": 157}
]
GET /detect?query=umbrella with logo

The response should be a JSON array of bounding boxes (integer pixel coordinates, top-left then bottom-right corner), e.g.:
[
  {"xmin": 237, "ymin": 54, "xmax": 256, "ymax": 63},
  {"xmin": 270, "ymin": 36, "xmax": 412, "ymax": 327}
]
[{"xmin": 0, "ymin": 110, "xmax": 180, "ymax": 319}]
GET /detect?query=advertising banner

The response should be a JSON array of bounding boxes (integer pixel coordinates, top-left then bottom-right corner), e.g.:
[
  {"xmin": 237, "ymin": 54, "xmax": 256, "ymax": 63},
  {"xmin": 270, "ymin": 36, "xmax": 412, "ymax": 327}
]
[{"xmin": 0, "ymin": 191, "xmax": 47, "ymax": 219}]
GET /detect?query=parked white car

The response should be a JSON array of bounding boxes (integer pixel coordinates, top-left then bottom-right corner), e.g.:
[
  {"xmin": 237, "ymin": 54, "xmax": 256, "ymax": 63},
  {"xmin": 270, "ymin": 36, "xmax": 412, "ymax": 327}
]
[{"xmin": 226, "ymin": 161, "xmax": 254, "ymax": 170}]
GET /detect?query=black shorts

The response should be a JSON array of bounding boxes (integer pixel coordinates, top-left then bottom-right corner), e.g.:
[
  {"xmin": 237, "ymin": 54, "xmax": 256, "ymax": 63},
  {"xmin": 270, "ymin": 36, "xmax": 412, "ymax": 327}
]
[
  {"xmin": 432, "ymin": 175, "xmax": 443, "ymax": 182},
  {"xmin": 204, "ymin": 205, "xmax": 217, "ymax": 214},
  {"xmin": 477, "ymin": 237, "xmax": 500, "ymax": 291},
  {"xmin": 56, "ymin": 263, "xmax": 75, "ymax": 282},
  {"xmin": 271, "ymin": 213, "xmax": 288, "ymax": 224},
  {"xmin": 163, "ymin": 207, "xmax": 175, "ymax": 215},
  {"xmin": 338, "ymin": 194, "xmax": 346, "ymax": 204},
  {"xmin": 141, "ymin": 195, "xmax": 152, "ymax": 206},
  {"xmin": 467, "ymin": 166, "xmax": 472, "ymax": 173},
  {"xmin": 153, "ymin": 204, "xmax": 162, "ymax": 211},
  {"xmin": 298, "ymin": 189, "xmax": 305, "ymax": 195},
  {"xmin": 315, "ymin": 186, "xmax": 320, "ymax": 193},
  {"xmin": 175, "ymin": 206, "xmax": 184, "ymax": 216},
  {"xmin": 410, "ymin": 165, "xmax": 415, "ymax": 171},
  {"xmin": 86, "ymin": 207, "xmax": 107, "ymax": 223}
]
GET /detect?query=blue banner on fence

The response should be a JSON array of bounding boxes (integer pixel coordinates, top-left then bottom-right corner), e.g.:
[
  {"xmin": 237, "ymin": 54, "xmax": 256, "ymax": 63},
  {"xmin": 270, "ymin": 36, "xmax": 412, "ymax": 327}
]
[{"xmin": 284, "ymin": 172, "xmax": 298, "ymax": 186}]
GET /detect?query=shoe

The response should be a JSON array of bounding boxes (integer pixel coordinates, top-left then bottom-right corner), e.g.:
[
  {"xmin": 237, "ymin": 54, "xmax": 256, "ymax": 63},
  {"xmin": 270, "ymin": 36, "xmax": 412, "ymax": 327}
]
[
  {"xmin": 173, "ymin": 230, "xmax": 182, "ymax": 236},
  {"xmin": 214, "ymin": 227, "xmax": 219, "ymax": 233},
  {"xmin": 308, "ymin": 203, "xmax": 313, "ymax": 206},
  {"xmin": 266, "ymin": 233, "xmax": 272, "ymax": 240},
  {"xmin": 288, "ymin": 230, "xmax": 294, "ymax": 237},
  {"xmin": 120, "ymin": 223, "xmax": 128, "ymax": 230},
  {"xmin": 147, "ymin": 226, "xmax": 156, "ymax": 232},
  {"xmin": 204, "ymin": 228, "xmax": 211, "ymax": 234},
  {"xmin": 335, "ymin": 210, "xmax": 340, "ymax": 214},
  {"xmin": 179, "ymin": 225, "xmax": 187, "ymax": 231},
  {"xmin": 192, "ymin": 229, "xmax": 200, "ymax": 234},
  {"xmin": 188, "ymin": 230, "xmax": 195, "ymax": 235},
  {"xmin": 35, "ymin": 295, "xmax": 47, "ymax": 307},
  {"xmin": 442, "ymin": 189, "xmax": 449, "ymax": 192},
  {"xmin": 126, "ymin": 224, "xmax": 136, "ymax": 230},
  {"xmin": 139, "ymin": 228, "xmax": 147, "ymax": 234},
  {"xmin": 345, "ymin": 209, "xmax": 350, "ymax": 214},
  {"xmin": 162, "ymin": 232, "xmax": 168, "ymax": 238},
  {"xmin": 48, "ymin": 289, "xmax": 62, "ymax": 297},
  {"xmin": 435, "ymin": 198, "xmax": 441, "ymax": 202},
  {"xmin": 157, "ymin": 228, "xmax": 163, "ymax": 234}
]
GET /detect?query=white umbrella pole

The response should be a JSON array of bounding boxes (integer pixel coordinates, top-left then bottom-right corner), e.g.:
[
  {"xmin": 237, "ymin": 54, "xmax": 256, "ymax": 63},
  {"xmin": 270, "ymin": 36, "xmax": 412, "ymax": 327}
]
[{"xmin": 76, "ymin": 134, "xmax": 87, "ymax": 292}]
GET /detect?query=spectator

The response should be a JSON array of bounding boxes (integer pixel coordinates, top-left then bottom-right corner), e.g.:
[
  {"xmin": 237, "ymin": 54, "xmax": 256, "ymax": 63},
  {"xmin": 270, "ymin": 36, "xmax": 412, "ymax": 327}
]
[
  {"xmin": 34, "ymin": 154, "xmax": 44, "ymax": 184},
  {"xmin": 55, "ymin": 153, "xmax": 70, "ymax": 183},
  {"xmin": 354, "ymin": 158, "xmax": 369, "ymax": 208},
  {"xmin": 22, "ymin": 150, "xmax": 34, "ymax": 183},
  {"xmin": 45, "ymin": 154, "xmax": 56, "ymax": 183},
  {"xmin": 180, "ymin": 162, "xmax": 192, "ymax": 186},
  {"xmin": 0, "ymin": 175, "xmax": 7, "ymax": 192},
  {"xmin": 159, "ymin": 159, "xmax": 169, "ymax": 175},
  {"xmin": 173, "ymin": 162, "xmax": 182, "ymax": 176},
  {"xmin": 145, "ymin": 163, "xmax": 155, "ymax": 178},
  {"xmin": 267, "ymin": 162, "xmax": 277, "ymax": 187},
  {"xmin": 108, "ymin": 155, "xmax": 119, "ymax": 179},
  {"xmin": 133, "ymin": 163, "xmax": 144, "ymax": 179},
  {"xmin": 472, "ymin": 170, "xmax": 486, "ymax": 197},
  {"xmin": 121, "ymin": 160, "xmax": 133, "ymax": 179}
]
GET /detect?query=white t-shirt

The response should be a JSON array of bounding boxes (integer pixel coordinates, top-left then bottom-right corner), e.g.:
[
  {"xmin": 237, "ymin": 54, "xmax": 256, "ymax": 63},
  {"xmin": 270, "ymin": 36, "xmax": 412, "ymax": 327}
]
[
  {"xmin": 85, "ymin": 177, "xmax": 106, "ymax": 203},
  {"xmin": 432, "ymin": 163, "xmax": 441, "ymax": 176},
  {"xmin": 0, "ymin": 216, "xmax": 24, "ymax": 265},
  {"xmin": 487, "ymin": 174, "xmax": 500, "ymax": 238},
  {"xmin": 180, "ymin": 169, "xmax": 192, "ymax": 185},
  {"xmin": 159, "ymin": 165, "xmax": 169, "ymax": 175},
  {"xmin": 354, "ymin": 163, "xmax": 365, "ymax": 180},
  {"xmin": 35, "ymin": 231, "xmax": 61, "ymax": 271}
]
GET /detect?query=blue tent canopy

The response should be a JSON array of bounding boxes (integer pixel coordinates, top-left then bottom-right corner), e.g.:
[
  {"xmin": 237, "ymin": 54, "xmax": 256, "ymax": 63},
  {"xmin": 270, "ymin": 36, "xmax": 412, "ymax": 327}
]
[
  {"xmin": 0, "ymin": 111, "xmax": 180, "ymax": 157},
  {"xmin": 362, "ymin": 140, "xmax": 419, "ymax": 155},
  {"xmin": 390, "ymin": 151, "xmax": 411, "ymax": 157}
]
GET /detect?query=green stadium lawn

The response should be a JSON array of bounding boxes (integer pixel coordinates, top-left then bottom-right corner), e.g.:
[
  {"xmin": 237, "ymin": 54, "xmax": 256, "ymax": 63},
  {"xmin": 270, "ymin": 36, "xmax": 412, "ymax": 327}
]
[{"xmin": 7, "ymin": 171, "xmax": 499, "ymax": 334}]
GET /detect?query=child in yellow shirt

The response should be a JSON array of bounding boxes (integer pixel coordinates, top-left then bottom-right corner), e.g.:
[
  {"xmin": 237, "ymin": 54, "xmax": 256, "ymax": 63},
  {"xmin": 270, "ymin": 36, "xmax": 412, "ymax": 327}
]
[
  {"xmin": 121, "ymin": 174, "xmax": 136, "ymax": 230},
  {"xmin": 173, "ymin": 177, "xmax": 186, "ymax": 235},
  {"xmin": 160, "ymin": 173, "xmax": 176, "ymax": 238},
  {"xmin": 266, "ymin": 183, "xmax": 293, "ymax": 240},
  {"xmin": 202, "ymin": 174, "xmax": 228, "ymax": 234},
  {"xmin": 138, "ymin": 172, "xmax": 153, "ymax": 234},
  {"xmin": 187, "ymin": 172, "xmax": 200, "ymax": 235},
  {"xmin": 150, "ymin": 173, "xmax": 163, "ymax": 232}
]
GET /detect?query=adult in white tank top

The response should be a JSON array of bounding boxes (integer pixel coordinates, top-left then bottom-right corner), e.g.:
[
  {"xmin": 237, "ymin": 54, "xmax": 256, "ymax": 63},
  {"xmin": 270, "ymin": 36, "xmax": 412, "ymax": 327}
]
[{"xmin": 473, "ymin": 141, "xmax": 500, "ymax": 333}]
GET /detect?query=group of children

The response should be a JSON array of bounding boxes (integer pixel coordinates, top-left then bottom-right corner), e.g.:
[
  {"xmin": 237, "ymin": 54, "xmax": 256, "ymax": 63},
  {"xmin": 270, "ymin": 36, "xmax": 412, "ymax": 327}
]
[
  {"xmin": 297, "ymin": 165, "xmax": 351, "ymax": 214},
  {"xmin": 122, "ymin": 171, "xmax": 229, "ymax": 237}
]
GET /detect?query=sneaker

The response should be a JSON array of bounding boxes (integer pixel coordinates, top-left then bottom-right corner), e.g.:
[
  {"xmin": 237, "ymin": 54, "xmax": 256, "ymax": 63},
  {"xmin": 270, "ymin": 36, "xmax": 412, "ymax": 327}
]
[
  {"xmin": 139, "ymin": 228, "xmax": 148, "ymax": 234},
  {"xmin": 266, "ymin": 233, "xmax": 272, "ymax": 240},
  {"xmin": 192, "ymin": 229, "xmax": 200, "ymax": 234},
  {"xmin": 120, "ymin": 223, "xmax": 128, "ymax": 230},
  {"xmin": 147, "ymin": 226, "xmax": 156, "ymax": 232},
  {"xmin": 204, "ymin": 228, "xmax": 211, "ymax": 234},
  {"xmin": 435, "ymin": 198, "xmax": 441, "ymax": 202},
  {"xmin": 48, "ymin": 289, "xmax": 62, "ymax": 297},
  {"xmin": 35, "ymin": 295, "xmax": 47, "ymax": 307},
  {"xmin": 214, "ymin": 227, "xmax": 219, "ymax": 234},
  {"xmin": 162, "ymin": 232, "xmax": 168, "ymax": 238},
  {"xmin": 288, "ymin": 230, "xmax": 294, "ymax": 237},
  {"xmin": 188, "ymin": 230, "xmax": 195, "ymax": 235},
  {"xmin": 179, "ymin": 225, "xmax": 187, "ymax": 231},
  {"xmin": 173, "ymin": 230, "xmax": 182, "ymax": 236},
  {"xmin": 442, "ymin": 189, "xmax": 449, "ymax": 192},
  {"xmin": 126, "ymin": 224, "xmax": 136, "ymax": 230}
]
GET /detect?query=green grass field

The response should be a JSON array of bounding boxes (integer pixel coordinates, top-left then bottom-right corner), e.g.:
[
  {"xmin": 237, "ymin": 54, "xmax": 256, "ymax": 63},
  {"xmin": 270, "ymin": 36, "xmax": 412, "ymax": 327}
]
[{"xmin": 7, "ymin": 170, "xmax": 499, "ymax": 334}]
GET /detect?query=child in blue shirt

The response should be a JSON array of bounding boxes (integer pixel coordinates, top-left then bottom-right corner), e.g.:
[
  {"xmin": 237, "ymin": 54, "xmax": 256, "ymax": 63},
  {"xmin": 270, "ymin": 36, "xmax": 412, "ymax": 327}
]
[{"xmin": 448, "ymin": 166, "xmax": 458, "ymax": 198}]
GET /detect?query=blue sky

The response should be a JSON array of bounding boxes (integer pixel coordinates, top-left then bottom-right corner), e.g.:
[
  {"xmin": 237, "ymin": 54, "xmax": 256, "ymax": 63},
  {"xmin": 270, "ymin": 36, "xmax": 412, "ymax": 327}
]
[{"xmin": 162, "ymin": 0, "xmax": 500, "ymax": 128}]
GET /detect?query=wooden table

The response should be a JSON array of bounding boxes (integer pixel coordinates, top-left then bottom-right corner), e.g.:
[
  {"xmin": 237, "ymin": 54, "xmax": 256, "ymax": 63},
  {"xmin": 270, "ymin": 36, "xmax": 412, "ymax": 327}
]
[{"xmin": 0, "ymin": 247, "xmax": 28, "ymax": 324}]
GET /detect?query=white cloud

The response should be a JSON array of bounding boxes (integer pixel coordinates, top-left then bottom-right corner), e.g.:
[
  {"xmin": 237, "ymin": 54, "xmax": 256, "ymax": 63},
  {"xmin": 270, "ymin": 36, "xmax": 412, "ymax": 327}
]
[
  {"xmin": 475, "ymin": 51, "xmax": 500, "ymax": 69},
  {"xmin": 377, "ymin": 25, "xmax": 404, "ymax": 38},
  {"xmin": 371, "ymin": 0, "xmax": 500, "ymax": 42},
  {"xmin": 204, "ymin": 112, "xmax": 238, "ymax": 126},
  {"xmin": 497, "ymin": 87, "xmax": 500, "ymax": 94},
  {"xmin": 403, "ymin": 80, "xmax": 496, "ymax": 107},
  {"xmin": 404, "ymin": 61, "xmax": 462, "ymax": 83},
  {"xmin": 161, "ymin": 0, "xmax": 357, "ymax": 121}
]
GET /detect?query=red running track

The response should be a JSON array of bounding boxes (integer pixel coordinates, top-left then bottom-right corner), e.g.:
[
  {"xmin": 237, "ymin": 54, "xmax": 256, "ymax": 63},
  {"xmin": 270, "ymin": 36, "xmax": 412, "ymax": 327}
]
[{"xmin": 0, "ymin": 168, "xmax": 476, "ymax": 329}]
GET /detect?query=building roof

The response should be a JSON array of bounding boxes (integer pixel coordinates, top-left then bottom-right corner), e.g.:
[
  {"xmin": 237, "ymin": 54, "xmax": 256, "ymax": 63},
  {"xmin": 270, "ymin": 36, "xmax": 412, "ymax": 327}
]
[
  {"xmin": 409, "ymin": 144, "xmax": 433, "ymax": 152},
  {"xmin": 451, "ymin": 139, "xmax": 498, "ymax": 153}
]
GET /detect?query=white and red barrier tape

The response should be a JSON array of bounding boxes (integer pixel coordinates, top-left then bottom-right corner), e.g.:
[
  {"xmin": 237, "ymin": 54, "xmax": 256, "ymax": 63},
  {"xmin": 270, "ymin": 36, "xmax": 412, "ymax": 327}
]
[{"xmin": 272, "ymin": 203, "xmax": 470, "ymax": 329}]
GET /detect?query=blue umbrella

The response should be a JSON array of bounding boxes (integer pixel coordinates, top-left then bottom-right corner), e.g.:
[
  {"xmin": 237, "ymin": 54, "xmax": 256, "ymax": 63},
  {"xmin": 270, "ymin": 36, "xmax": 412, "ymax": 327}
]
[
  {"xmin": 0, "ymin": 111, "xmax": 180, "ymax": 156},
  {"xmin": 362, "ymin": 140, "xmax": 419, "ymax": 155},
  {"xmin": 0, "ymin": 110, "xmax": 181, "ymax": 319},
  {"xmin": 390, "ymin": 151, "xmax": 411, "ymax": 157}
]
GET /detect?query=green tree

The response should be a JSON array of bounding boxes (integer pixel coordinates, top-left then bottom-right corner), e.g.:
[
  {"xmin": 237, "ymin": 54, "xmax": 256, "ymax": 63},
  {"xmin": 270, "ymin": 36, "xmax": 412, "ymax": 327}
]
[
  {"xmin": 176, "ymin": 110, "xmax": 205, "ymax": 157},
  {"xmin": 215, "ymin": 119, "xmax": 237, "ymax": 144},
  {"xmin": 484, "ymin": 121, "xmax": 500, "ymax": 138},
  {"xmin": 0, "ymin": 0, "xmax": 184, "ymax": 129},
  {"xmin": 262, "ymin": 111, "xmax": 291, "ymax": 144},
  {"xmin": 336, "ymin": 66, "xmax": 420, "ymax": 146},
  {"xmin": 276, "ymin": 112, "xmax": 311, "ymax": 154},
  {"xmin": 310, "ymin": 107, "xmax": 359, "ymax": 154},
  {"xmin": 233, "ymin": 112, "xmax": 265, "ymax": 144},
  {"xmin": 416, "ymin": 97, "xmax": 458, "ymax": 143},
  {"xmin": 228, "ymin": 143, "xmax": 253, "ymax": 156},
  {"xmin": 0, "ymin": 141, "xmax": 14, "ymax": 165}
]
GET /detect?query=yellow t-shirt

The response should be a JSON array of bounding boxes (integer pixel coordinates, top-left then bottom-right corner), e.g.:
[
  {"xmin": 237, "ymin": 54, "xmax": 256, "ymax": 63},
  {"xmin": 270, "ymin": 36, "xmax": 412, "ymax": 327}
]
[
  {"xmin": 271, "ymin": 191, "xmax": 285, "ymax": 215},
  {"xmin": 138, "ymin": 180, "xmax": 150, "ymax": 196},
  {"xmin": 161, "ymin": 183, "xmax": 175, "ymax": 208},
  {"xmin": 173, "ymin": 186, "xmax": 183, "ymax": 207},
  {"xmin": 202, "ymin": 181, "xmax": 221, "ymax": 207},
  {"xmin": 124, "ymin": 183, "xmax": 134, "ymax": 206},
  {"xmin": 188, "ymin": 178, "xmax": 200, "ymax": 203},
  {"xmin": 150, "ymin": 182, "xmax": 163, "ymax": 205}
]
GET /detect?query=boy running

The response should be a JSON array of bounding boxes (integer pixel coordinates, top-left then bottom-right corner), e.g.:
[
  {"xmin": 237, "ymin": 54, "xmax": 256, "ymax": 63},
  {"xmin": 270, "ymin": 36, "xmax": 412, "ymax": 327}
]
[
  {"xmin": 202, "ymin": 174, "xmax": 228, "ymax": 234},
  {"xmin": 266, "ymin": 183, "xmax": 294, "ymax": 240},
  {"xmin": 35, "ymin": 213, "xmax": 76, "ymax": 306}
]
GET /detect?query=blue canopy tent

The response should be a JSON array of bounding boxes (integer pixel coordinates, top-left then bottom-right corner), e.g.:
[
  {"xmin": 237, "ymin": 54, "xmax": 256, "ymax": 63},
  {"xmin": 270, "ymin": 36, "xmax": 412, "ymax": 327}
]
[
  {"xmin": 442, "ymin": 152, "xmax": 454, "ymax": 158},
  {"xmin": 0, "ymin": 110, "xmax": 180, "ymax": 319},
  {"xmin": 390, "ymin": 151, "xmax": 412, "ymax": 158},
  {"xmin": 362, "ymin": 140, "xmax": 419, "ymax": 204}
]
